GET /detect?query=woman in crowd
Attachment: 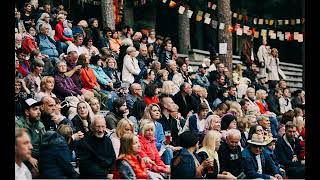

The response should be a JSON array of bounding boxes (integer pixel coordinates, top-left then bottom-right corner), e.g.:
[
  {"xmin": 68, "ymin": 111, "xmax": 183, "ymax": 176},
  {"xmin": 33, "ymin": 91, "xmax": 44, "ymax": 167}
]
[
  {"xmin": 39, "ymin": 125, "xmax": 79, "ymax": 178},
  {"xmin": 24, "ymin": 59, "xmax": 44, "ymax": 94},
  {"xmin": 122, "ymin": 46, "xmax": 141, "ymax": 84},
  {"xmin": 34, "ymin": 76, "xmax": 56, "ymax": 101},
  {"xmin": 146, "ymin": 43, "xmax": 157, "ymax": 62},
  {"xmin": 54, "ymin": 14, "xmax": 73, "ymax": 53},
  {"xmin": 199, "ymin": 87, "xmax": 213, "ymax": 114},
  {"xmin": 160, "ymin": 80, "xmax": 178, "ymax": 97},
  {"xmin": 83, "ymin": 37, "xmax": 100, "ymax": 57},
  {"xmin": 89, "ymin": 55, "xmax": 113, "ymax": 92},
  {"xmin": 204, "ymin": 114, "xmax": 221, "ymax": 133},
  {"xmin": 279, "ymin": 88, "xmax": 293, "ymax": 114},
  {"xmin": 103, "ymin": 56, "xmax": 122, "ymax": 89},
  {"xmin": 143, "ymin": 83, "xmax": 160, "ymax": 105},
  {"xmin": 237, "ymin": 116, "xmax": 249, "ymax": 148},
  {"xmin": 86, "ymin": 18, "xmax": 101, "ymax": 48},
  {"xmin": 110, "ymin": 118, "xmax": 134, "ymax": 157},
  {"xmin": 186, "ymin": 103, "xmax": 209, "ymax": 140},
  {"xmin": 118, "ymin": 38, "xmax": 133, "ymax": 71},
  {"xmin": 139, "ymin": 69, "xmax": 156, "ymax": 93},
  {"xmin": 178, "ymin": 62, "xmax": 193, "ymax": 85},
  {"xmin": 247, "ymin": 124, "xmax": 264, "ymax": 140},
  {"xmin": 155, "ymin": 69, "xmax": 169, "ymax": 88},
  {"xmin": 113, "ymin": 133, "xmax": 149, "ymax": 179},
  {"xmin": 22, "ymin": 26, "xmax": 38, "ymax": 54},
  {"xmin": 138, "ymin": 119, "xmax": 170, "ymax": 174},
  {"xmin": 220, "ymin": 114, "xmax": 238, "ymax": 132},
  {"xmin": 88, "ymin": 97, "xmax": 101, "ymax": 115},
  {"xmin": 171, "ymin": 131, "xmax": 211, "ymax": 178},
  {"xmin": 15, "ymin": 78, "xmax": 32, "ymax": 116},
  {"xmin": 109, "ymin": 30, "xmax": 122, "ymax": 55},
  {"xmin": 71, "ymin": 101, "xmax": 94, "ymax": 134},
  {"xmin": 21, "ymin": 3, "xmax": 35, "ymax": 30}
]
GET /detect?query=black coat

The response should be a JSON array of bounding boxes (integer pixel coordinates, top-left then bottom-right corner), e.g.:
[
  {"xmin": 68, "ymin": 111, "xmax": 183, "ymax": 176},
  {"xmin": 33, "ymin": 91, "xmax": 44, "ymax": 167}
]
[
  {"xmin": 77, "ymin": 132, "xmax": 116, "ymax": 179},
  {"xmin": 39, "ymin": 131, "xmax": 79, "ymax": 179},
  {"xmin": 274, "ymin": 135, "xmax": 302, "ymax": 168},
  {"xmin": 157, "ymin": 114, "xmax": 185, "ymax": 146},
  {"xmin": 172, "ymin": 91, "xmax": 194, "ymax": 118},
  {"xmin": 266, "ymin": 94, "xmax": 281, "ymax": 116}
]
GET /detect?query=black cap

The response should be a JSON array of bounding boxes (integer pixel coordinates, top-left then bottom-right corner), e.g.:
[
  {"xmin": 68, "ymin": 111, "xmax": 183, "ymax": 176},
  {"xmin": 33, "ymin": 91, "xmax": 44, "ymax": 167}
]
[
  {"xmin": 178, "ymin": 131, "xmax": 198, "ymax": 148},
  {"xmin": 221, "ymin": 114, "xmax": 237, "ymax": 130}
]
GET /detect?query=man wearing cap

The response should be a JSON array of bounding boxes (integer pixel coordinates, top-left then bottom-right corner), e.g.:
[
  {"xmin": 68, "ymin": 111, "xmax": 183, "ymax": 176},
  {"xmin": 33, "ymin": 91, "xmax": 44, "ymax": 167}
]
[
  {"xmin": 242, "ymin": 133, "xmax": 282, "ymax": 179},
  {"xmin": 16, "ymin": 98, "xmax": 46, "ymax": 178},
  {"xmin": 255, "ymin": 75, "xmax": 269, "ymax": 92},
  {"xmin": 274, "ymin": 122, "xmax": 305, "ymax": 178},
  {"xmin": 194, "ymin": 64, "xmax": 210, "ymax": 89}
]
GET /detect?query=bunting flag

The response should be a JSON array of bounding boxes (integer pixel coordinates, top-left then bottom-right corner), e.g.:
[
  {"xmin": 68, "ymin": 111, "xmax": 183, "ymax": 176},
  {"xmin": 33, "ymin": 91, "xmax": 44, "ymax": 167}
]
[{"xmin": 178, "ymin": 6, "xmax": 185, "ymax": 14}]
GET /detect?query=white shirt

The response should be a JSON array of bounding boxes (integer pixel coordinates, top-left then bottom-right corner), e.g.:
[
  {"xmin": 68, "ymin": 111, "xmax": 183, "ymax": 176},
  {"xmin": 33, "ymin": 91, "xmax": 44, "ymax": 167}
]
[
  {"xmin": 15, "ymin": 162, "xmax": 32, "ymax": 180},
  {"xmin": 256, "ymin": 154, "xmax": 263, "ymax": 174},
  {"xmin": 67, "ymin": 43, "xmax": 89, "ymax": 55},
  {"xmin": 197, "ymin": 115, "xmax": 207, "ymax": 132}
]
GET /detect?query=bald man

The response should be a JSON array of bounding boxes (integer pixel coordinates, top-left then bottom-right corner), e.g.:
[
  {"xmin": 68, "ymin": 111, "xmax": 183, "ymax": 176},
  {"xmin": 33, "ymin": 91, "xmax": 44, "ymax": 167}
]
[
  {"xmin": 126, "ymin": 83, "xmax": 143, "ymax": 112},
  {"xmin": 218, "ymin": 129, "xmax": 245, "ymax": 177},
  {"xmin": 78, "ymin": 115, "xmax": 116, "ymax": 179},
  {"xmin": 132, "ymin": 32, "xmax": 142, "ymax": 51},
  {"xmin": 40, "ymin": 96, "xmax": 57, "ymax": 131}
]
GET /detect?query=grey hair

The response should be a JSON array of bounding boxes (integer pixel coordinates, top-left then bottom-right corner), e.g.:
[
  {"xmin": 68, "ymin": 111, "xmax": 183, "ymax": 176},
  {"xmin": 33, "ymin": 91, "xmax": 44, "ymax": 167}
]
[
  {"xmin": 55, "ymin": 60, "xmax": 67, "ymax": 67},
  {"xmin": 40, "ymin": 13, "xmax": 49, "ymax": 20},
  {"xmin": 226, "ymin": 128, "xmax": 241, "ymax": 138},
  {"xmin": 126, "ymin": 46, "xmax": 136, "ymax": 54},
  {"xmin": 90, "ymin": 114, "xmax": 106, "ymax": 128},
  {"xmin": 121, "ymin": 38, "xmax": 133, "ymax": 46}
]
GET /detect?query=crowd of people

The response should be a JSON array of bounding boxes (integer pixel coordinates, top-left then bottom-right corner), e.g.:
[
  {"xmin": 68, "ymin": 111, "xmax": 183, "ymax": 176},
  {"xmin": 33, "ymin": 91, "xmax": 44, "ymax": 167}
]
[{"xmin": 15, "ymin": 1, "xmax": 305, "ymax": 179}]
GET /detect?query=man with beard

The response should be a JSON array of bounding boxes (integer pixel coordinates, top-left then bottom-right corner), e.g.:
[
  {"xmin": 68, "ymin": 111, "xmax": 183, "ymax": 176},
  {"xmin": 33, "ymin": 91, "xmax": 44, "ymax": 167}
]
[
  {"xmin": 105, "ymin": 97, "xmax": 129, "ymax": 130},
  {"xmin": 40, "ymin": 96, "xmax": 56, "ymax": 131},
  {"xmin": 274, "ymin": 122, "xmax": 305, "ymax": 178},
  {"xmin": 218, "ymin": 129, "xmax": 246, "ymax": 178},
  {"xmin": 77, "ymin": 114, "xmax": 116, "ymax": 179},
  {"xmin": 15, "ymin": 128, "xmax": 33, "ymax": 180},
  {"xmin": 16, "ymin": 98, "xmax": 46, "ymax": 178}
]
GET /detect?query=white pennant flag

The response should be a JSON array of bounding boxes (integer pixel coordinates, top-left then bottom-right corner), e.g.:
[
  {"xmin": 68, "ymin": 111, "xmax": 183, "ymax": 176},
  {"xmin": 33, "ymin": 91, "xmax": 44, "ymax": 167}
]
[
  {"xmin": 297, "ymin": 34, "xmax": 303, "ymax": 42},
  {"xmin": 296, "ymin": 19, "xmax": 301, "ymax": 24},
  {"xmin": 212, "ymin": 4, "xmax": 217, "ymax": 10},
  {"xmin": 219, "ymin": 23, "xmax": 225, "ymax": 30},
  {"xmin": 178, "ymin": 6, "xmax": 186, "ymax": 14},
  {"xmin": 187, "ymin": 10, "xmax": 193, "ymax": 18},
  {"xmin": 204, "ymin": 17, "xmax": 211, "ymax": 24},
  {"xmin": 204, "ymin": 13, "xmax": 210, "ymax": 19},
  {"xmin": 236, "ymin": 28, "xmax": 243, "ymax": 36},
  {"xmin": 243, "ymin": 26, "xmax": 249, "ymax": 34}
]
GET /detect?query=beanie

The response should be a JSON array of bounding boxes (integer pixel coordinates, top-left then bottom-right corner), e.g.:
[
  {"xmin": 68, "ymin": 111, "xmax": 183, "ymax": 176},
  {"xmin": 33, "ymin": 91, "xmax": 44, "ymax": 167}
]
[{"xmin": 178, "ymin": 131, "xmax": 198, "ymax": 148}]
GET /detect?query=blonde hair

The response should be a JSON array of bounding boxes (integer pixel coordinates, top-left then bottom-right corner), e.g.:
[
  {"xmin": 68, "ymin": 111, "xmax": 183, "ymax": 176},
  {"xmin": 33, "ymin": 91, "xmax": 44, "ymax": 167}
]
[
  {"xmin": 256, "ymin": 89, "xmax": 267, "ymax": 100},
  {"xmin": 106, "ymin": 56, "xmax": 118, "ymax": 69},
  {"xmin": 139, "ymin": 119, "xmax": 155, "ymax": 136},
  {"xmin": 237, "ymin": 116, "xmax": 249, "ymax": 132},
  {"xmin": 293, "ymin": 116, "xmax": 304, "ymax": 132},
  {"xmin": 77, "ymin": 20, "xmax": 88, "ymax": 28},
  {"xmin": 40, "ymin": 13, "xmax": 50, "ymax": 20},
  {"xmin": 205, "ymin": 115, "xmax": 221, "ymax": 131},
  {"xmin": 142, "ymin": 103, "xmax": 161, "ymax": 121},
  {"xmin": 202, "ymin": 130, "xmax": 221, "ymax": 149},
  {"xmin": 121, "ymin": 38, "xmax": 133, "ymax": 46},
  {"xmin": 119, "ymin": 133, "xmax": 136, "ymax": 155},
  {"xmin": 40, "ymin": 76, "xmax": 54, "ymax": 92},
  {"xmin": 227, "ymin": 101, "xmax": 243, "ymax": 118},
  {"xmin": 161, "ymin": 81, "xmax": 175, "ymax": 95},
  {"xmin": 57, "ymin": 124, "xmax": 73, "ymax": 144},
  {"xmin": 116, "ymin": 118, "xmax": 134, "ymax": 137}
]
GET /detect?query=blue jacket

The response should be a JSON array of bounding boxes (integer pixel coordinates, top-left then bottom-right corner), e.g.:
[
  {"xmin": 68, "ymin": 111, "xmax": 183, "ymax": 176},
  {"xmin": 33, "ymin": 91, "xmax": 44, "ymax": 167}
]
[
  {"xmin": 171, "ymin": 148, "xmax": 198, "ymax": 179},
  {"xmin": 36, "ymin": 34, "xmax": 59, "ymax": 58},
  {"xmin": 274, "ymin": 135, "xmax": 302, "ymax": 168},
  {"xmin": 39, "ymin": 131, "xmax": 79, "ymax": 179},
  {"xmin": 242, "ymin": 147, "xmax": 280, "ymax": 179},
  {"xmin": 89, "ymin": 64, "xmax": 112, "ymax": 86},
  {"xmin": 154, "ymin": 121, "xmax": 165, "ymax": 151}
]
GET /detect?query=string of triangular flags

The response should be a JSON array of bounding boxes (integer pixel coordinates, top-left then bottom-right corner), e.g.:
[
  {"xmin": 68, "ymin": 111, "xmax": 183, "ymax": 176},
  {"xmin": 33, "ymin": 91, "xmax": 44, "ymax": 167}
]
[{"xmin": 162, "ymin": 0, "xmax": 304, "ymax": 42}]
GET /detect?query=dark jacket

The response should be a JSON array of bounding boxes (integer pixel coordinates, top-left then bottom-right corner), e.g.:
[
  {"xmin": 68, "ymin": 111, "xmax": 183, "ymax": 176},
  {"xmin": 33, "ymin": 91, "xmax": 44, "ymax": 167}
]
[
  {"xmin": 197, "ymin": 151, "xmax": 219, "ymax": 179},
  {"xmin": 217, "ymin": 142, "xmax": 245, "ymax": 176},
  {"xmin": 274, "ymin": 135, "xmax": 302, "ymax": 168},
  {"xmin": 39, "ymin": 131, "xmax": 79, "ymax": 179},
  {"xmin": 77, "ymin": 132, "xmax": 116, "ymax": 179},
  {"xmin": 157, "ymin": 114, "xmax": 185, "ymax": 146},
  {"xmin": 172, "ymin": 91, "xmax": 194, "ymax": 118},
  {"xmin": 266, "ymin": 94, "xmax": 281, "ymax": 116},
  {"xmin": 105, "ymin": 111, "xmax": 123, "ymax": 130},
  {"xmin": 243, "ymin": 69, "xmax": 258, "ymax": 87},
  {"xmin": 171, "ymin": 148, "xmax": 199, "ymax": 179},
  {"xmin": 71, "ymin": 115, "xmax": 91, "ymax": 134},
  {"xmin": 242, "ymin": 147, "xmax": 280, "ymax": 179}
]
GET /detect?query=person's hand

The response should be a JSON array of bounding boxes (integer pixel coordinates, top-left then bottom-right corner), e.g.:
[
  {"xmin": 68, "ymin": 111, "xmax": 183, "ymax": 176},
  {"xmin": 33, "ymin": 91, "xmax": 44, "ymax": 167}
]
[
  {"xmin": 31, "ymin": 166, "xmax": 39, "ymax": 178},
  {"xmin": 123, "ymin": 109, "xmax": 129, "ymax": 118},
  {"xmin": 292, "ymin": 155, "xmax": 298, "ymax": 162},
  {"xmin": 201, "ymin": 158, "xmax": 211, "ymax": 168},
  {"xmin": 72, "ymin": 131, "xmax": 84, "ymax": 141},
  {"xmin": 75, "ymin": 65, "xmax": 82, "ymax": 71},
  {"xmin": 143, "ymin": 157, "xmax": 156, "ymax": 166},
  {"xmin": 186, "ymin": 111, "xmax": 193, "ymax": 119},
  {"xmin": 274, "ymin": 174, "xmax": 283, "ymax": 179},
  {"xmin": 222, "ymin": 171, "xmax": 237, "ymax": 179},
  {"xmin": 28, "ymin": 157, "xmax": 38, "ymax": 168}
]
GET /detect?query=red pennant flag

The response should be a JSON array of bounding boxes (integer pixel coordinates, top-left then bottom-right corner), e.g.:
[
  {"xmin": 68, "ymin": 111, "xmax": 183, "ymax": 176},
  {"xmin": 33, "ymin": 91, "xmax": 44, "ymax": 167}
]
[
  {"xmin": 228, "ymin": 25, "xmax": 234, "ymax": 32},
  {"xmin": 243, "ymin": 16, "xmax": 248, "ymax": 22}
]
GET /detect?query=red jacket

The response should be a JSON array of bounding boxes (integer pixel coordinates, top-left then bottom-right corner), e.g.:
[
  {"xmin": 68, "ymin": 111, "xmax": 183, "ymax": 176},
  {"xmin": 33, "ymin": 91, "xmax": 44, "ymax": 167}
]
[
  {"xmin": 144, "ymin": 96, "xmax": 159, "ymax": 106},
  {"xmin": 138, "ymin": 134, "xmax": 168, "ymax": 173},
  {"xmin": 298, "ymin": 127, "xmax": 305, "ymax": 160},
  {"xmin": 113, "ymin": 154, "xmax": 148, "ymax": 179},
  {"xmin": 256, "ymin": 99, "xmax": 269, "ymax": 114},
  {"xmin": 22, "ymin": 35, "xmax": 38, "ymax": 54},
  {"xmin": 54, "ymin": 21, "xmax": 73, "ymax": 42},
  {"xmin": 79, "ymin": 67, "xmax": 99, "ymax": 91}
]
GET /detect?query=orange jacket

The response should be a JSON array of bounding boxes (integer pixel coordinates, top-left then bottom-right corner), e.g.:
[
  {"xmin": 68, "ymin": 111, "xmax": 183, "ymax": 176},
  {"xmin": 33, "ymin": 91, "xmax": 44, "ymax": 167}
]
[{"xmin": 79, "ymin": 67, "xmax": 99, "ymax": 91}]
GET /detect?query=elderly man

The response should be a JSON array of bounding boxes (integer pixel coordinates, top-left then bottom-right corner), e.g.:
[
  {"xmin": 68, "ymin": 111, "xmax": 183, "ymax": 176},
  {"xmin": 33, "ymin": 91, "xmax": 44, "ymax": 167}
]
[
  {"xmin": 122, "ymin": 46, "xmax": 141, "ymax": 84},
  {"xmin": 77, "ymin": 114, "xmax": 116, "ymax": 179},
  {"xmin": 274, "ymin": 122, "xmax": 305, "ymax": 178},
  {"xmin": 16, "ymin": 98, "xmax": 46, "ymax": 178},
  {"xmin": 135, "ymin": 44, "xmax": 150, "ymax": 82},
  {"xmin": 126, "ymin": 83, "xmax": 142, "ymax": 113},
  {"xmin": 132, "ymin": 31, "xmax": 142, "ymax": 50},
  {"xmin": 172, "ymin": 82, "xmax": 194, "ymax": 119},
  {"xmin": 15, "ymin": 128, "xmax": 33, "ymax": 180},
  {"xmin": 218, "ymin": 129, "xmax": 245, "ymax": 178},
  {"xmin": 242, "ymin": 133, "xmax": 283, "ymax": 179}
]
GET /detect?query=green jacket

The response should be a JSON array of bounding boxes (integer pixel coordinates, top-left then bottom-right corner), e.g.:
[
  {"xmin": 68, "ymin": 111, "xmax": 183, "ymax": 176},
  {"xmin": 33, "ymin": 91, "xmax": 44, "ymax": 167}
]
[{"xmin": 16, "ymin": 116, "xmax": 46, "ymax": 158}]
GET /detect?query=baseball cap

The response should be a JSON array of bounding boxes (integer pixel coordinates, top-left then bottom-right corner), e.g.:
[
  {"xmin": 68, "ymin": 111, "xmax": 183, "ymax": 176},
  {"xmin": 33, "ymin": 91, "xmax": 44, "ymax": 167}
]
[
  {"xmin": 24, "ymin": 98, "xmax": 43, "ymax": 110},
  {"xmin": 199, "ymin": 63, "xmax": 209, "ymax": 69}
]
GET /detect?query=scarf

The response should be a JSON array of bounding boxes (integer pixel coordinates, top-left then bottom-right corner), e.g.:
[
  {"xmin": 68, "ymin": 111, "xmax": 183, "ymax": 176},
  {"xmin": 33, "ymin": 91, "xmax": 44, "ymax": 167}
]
[
  {"xmin": 197, "ymin": 147, "xmax": 220, "ymax": 173},
  {"xmin": 283, "ymin": 134, "xmax": 295, "ymax": 154},
  {"xmin": 115, "ymin": 154, "xmax": 148, "ymax": 179}
]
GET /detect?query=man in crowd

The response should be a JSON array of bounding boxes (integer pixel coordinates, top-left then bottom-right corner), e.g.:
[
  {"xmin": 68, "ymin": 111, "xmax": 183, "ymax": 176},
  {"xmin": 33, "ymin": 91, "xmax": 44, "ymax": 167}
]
[
  {"xmin": 172, "ymin": 82, "xmax": 194, "ymax": 119},
  {"xmin": 40, "ymin": 96, "xmax": 57, "ymax": 131},
  {"xmin": 194, "ymin": 64, "xmax": 210, "ymax": 89},
  {"xmin": 15, "ymin": 128, "xmax": 33, "ymax": 180},
  {"xmin": 77, "ymin": 114, "xmax": 116, "ymax": 179},
  {"xmin": 126, "ymin": 83, "xmax": 143, "ymax": 113}
]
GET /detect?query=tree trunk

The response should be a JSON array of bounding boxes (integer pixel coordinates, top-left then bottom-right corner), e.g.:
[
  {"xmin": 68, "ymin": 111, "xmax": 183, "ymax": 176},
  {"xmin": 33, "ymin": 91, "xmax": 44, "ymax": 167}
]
[
  {"xmin": 217, "ymin": 0, "xmax": 233, "ymax": 75},
  {"xmin": 123, "ymin": 0, "xmax": 134, "ymax": 27},
  {"xmin": 178, "ymin": 6, "xmax": 191, "ymax": 54},
  {"xmin": 101, "ymin": 0, "xmax": 115, "ymax": 29}
]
